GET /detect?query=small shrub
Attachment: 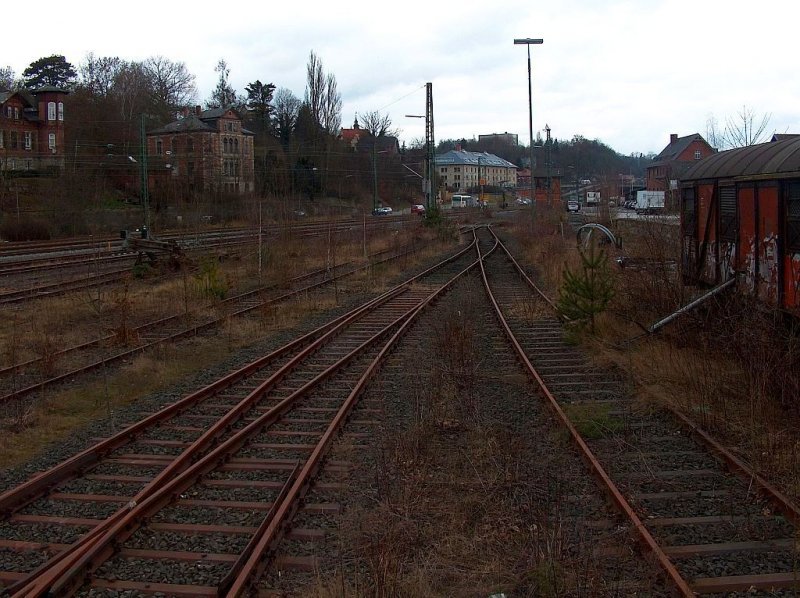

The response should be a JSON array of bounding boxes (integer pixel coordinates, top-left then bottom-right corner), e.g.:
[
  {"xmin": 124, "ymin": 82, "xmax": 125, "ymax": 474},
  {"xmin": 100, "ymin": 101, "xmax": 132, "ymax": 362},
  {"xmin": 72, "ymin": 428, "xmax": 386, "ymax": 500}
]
[
  {"xmin": 131, "ymin": 262, "xmax": 152, "ymax": 279},
  {"xmin": 557, "ymin": 243, "xmax": 615, "ymax": 332},
  {"xmin": 195, "ymin": 257, "xmax": 228, "ymax": 300}
]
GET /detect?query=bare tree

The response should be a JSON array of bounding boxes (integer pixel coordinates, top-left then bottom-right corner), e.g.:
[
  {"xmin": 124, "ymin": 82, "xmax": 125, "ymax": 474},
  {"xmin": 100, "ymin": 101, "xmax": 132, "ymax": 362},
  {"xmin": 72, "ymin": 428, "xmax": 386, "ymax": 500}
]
[
  {"xmin": 304, "ymin": 51, "xmax": 342, "ymax": 135},
  {"xmin": 273, "ymin": 87, "xmax": 301, "ymax": 147},
  {"xmin": 723, "ymin": 105, "xmax": 772, "ymax": 148},
  {"xmin": 705, "ymin": 113, "xmax": 723, "ymax": 150},
  {"xmin": 143, "ymin": 56, "xmax": 197, "ymax": 117},
  {"xmin": 359, "ymin": 110, "xmax": 397, "ymax": 137},
  {"xmin": 113, "ymin": 62, "xmax": 150, "ymax": 123},
  {"xmin": 321, "ymin": 72, "xmax": 342, "ymax": 136},
  {"xmin": 0, "ymin": 66, "xmax": 17, "ymax": 90},
  {"xmin": 79, "ymin": 54, "xmax": 126, "ymax": 99},
  {"xmin": 305, "ymin": 51, "xmax": 325, "ymax": 127}
]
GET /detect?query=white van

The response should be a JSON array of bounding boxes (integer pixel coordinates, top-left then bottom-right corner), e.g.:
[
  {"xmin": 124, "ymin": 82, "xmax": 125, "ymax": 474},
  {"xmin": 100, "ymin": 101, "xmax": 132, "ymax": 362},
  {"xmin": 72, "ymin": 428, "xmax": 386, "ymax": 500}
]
[{"xmin": 451, "ymin": 194, "xmax": 474, "ymax": 208}]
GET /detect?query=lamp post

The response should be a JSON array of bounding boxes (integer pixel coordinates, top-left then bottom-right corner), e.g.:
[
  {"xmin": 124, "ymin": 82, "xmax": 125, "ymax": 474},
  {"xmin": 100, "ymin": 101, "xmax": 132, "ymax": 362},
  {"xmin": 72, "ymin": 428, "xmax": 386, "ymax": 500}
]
[{"xmin": 514, "ymin": 37, "xmax": 543, "ymax": 224}]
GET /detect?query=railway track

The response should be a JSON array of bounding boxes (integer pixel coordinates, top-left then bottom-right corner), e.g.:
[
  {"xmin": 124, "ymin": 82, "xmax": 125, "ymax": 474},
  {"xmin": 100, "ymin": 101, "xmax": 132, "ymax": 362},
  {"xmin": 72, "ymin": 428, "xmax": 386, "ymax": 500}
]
[
  {"xmin": 0, "ymin": 218, "xmax": 419, "ymax": 305},
  {"xmin": 0, "ymin": 230, "xmax": 480, "ymax": 595},
  {"xmin": 481, "ymin": 226, "xmax": 800, "ymax": 595},
  {"xmin": 0, "ymin": 241, "xmax": 431, "ymax": 403},
  {"xmin": 257, "ymin": 225, "xmax": 663, "ymax": 595},
  {"xmin": 5, "ymin": 223, "xmax": 791, "ymax": 594},
  {"xmin": 0, "ymin": 217, "xmax": 416, "ymax": 268}
]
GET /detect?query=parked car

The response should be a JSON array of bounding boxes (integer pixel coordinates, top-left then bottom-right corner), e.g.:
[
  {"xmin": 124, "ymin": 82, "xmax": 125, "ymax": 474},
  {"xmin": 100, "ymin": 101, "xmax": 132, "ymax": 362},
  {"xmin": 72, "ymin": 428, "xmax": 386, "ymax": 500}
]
[
  {"xmin": 567, "ymin": 200, "xmax": 580, "ymax": 212},
  {"xmin": 516, "ymin": 197, "xmax": 531, "ymax": 206},
  {"xmin": 411, "ymin": 204, "xmax": 425, "ymax": 214},
  {"xmin": 372, "ymin": 206, "xmax": 392, "ymax": 215}
]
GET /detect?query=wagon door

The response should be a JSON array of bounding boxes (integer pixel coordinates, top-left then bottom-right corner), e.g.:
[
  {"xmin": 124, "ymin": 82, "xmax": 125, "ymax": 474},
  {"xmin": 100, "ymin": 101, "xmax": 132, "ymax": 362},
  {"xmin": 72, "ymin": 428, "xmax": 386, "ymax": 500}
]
[
  {"xmin": 756, "ymin": 184, "xmax": 780, "ymax": 304},
  {"xmin": 737, "ymin": 185, "xmax": 757, "ymax": 295},
  {"xmin": 718, "ymin": 185, "xmax": 738, "ymax": 281},
  {"xmin": 784, "ymin": 182, "xmax": 800, "ymax": 310},
  {"xmin": 681, "ymin": 186, "xmax": 699, "ymax": 283}
]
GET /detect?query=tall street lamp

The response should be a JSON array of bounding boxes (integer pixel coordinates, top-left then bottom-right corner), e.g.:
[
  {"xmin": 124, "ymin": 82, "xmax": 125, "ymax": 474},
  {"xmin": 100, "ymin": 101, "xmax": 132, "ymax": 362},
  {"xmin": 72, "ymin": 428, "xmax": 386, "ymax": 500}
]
[{"xmin": 514, "ymin": 37, "xmax": 543, "ymax": 224}]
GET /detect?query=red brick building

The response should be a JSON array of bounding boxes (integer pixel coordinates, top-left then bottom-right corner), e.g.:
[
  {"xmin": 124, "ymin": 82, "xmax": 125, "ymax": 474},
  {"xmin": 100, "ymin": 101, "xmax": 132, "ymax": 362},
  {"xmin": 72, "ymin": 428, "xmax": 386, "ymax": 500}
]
[
  {"xmin": 0, "ymin": 86, "xmax": 69, "ymax": 174},
  {"xmin": 516, "ymin": 167, "xmax": 562, "ymax": 204},
  {"xmin": 646, "ymin": 133, "xmax": 716, "ymax": 193},
  {"xmin": 147, "ymin": 106, "xmax": 255, "ymax": 195}
]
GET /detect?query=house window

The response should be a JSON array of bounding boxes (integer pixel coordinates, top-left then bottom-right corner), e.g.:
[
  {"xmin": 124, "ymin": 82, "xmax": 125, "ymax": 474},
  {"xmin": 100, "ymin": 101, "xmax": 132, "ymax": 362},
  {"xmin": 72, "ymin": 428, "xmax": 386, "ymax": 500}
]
[
  {"xmin": 171, "ymin": 138, "xmax": 177, "ymax": 156},
  {"xmin": 694, "ymin": 150, "xmax": 702, "ymax": 160},
  {"xmin": 58, "ymin": 102, "xmax": 64, "ymax": 121},
  {"xmin": 0, "ymin": 130, "xmax": 3, "ymax": 148},
  {"xmin": 24, "ymin": 131, "xmax": 32, "ymax": 150},
  {"xmin": 48, "ymin": 133, "xmax": 56, "ymax": 150},
  {"xmin": 47, "ymin": 102, "xmax": 56, "ymax": 121},
  {"xmin": 5, "ymin": 107, "xmax": 10, "ymax": 118},
  {"xmin": 234, "ymin": 138, "xmax": 239, "ymax": 153},
  {"xmin": 10, "ymin": 131, "xmax": 18, "ymax": 149},
  {"xmin": 223, "ymin": 138, "xmax": 229, "ymax": 153},
  {"xmin": 188, "ymin": 161, "xmax": 194, "ymax": 178},
  {"xmin": 186, "ymin": 138, "xmax": 194, "ymax": 154},
  {"xmin": 156, "ymin": 139, "xmax": 163, "ymax": 154},
  {"xmin": 14, "ymin": 107, "xmax": 19, "ymax": 120}
]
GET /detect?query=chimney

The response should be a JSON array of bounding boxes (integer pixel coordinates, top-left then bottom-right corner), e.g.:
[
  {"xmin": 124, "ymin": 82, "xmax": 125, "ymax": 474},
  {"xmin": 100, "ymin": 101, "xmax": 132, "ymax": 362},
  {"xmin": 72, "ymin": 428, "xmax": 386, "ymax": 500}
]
[
  {"xmin": 455, "ymin": 143, "xmax": 462, "ymax": 151},
  {"xmin": 195, "ymin": 105, "xmax": 202, "ymax": 116},
  {"xmin": 670, "ymin": 133, "xmax": 678, "ymax": 145},
  {"xmin": 181, "ymin": 106, "xmax": 189, "ymax": 118}
]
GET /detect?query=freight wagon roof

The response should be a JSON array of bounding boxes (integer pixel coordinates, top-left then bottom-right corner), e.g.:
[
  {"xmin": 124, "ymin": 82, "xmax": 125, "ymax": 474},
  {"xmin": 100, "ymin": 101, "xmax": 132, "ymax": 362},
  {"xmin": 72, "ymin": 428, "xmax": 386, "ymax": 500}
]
[{"xmin": 682, "ymin": 137, "xmax": 800, "ymax": 181}]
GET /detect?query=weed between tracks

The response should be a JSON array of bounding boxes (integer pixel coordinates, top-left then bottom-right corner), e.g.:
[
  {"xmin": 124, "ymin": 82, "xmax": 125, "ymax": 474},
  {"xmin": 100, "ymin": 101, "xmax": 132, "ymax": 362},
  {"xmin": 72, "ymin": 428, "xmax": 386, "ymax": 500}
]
[{"xmin": 308, "ymin": 286, "xmax": 642, "ymax": 597}]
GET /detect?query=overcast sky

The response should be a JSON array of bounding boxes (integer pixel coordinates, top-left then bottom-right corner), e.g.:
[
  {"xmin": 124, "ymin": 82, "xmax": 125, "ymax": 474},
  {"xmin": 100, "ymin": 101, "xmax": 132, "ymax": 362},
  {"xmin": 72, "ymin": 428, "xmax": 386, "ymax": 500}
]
[{"xmin": 5, "ymin": 0, "xmax": 798, "ymax": 156}]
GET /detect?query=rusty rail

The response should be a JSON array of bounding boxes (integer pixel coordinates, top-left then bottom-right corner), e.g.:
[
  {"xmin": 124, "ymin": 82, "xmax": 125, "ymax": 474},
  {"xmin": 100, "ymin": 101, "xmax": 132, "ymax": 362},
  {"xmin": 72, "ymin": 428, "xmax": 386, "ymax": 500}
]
[{"xmin": 479, "ymin": 226, "xmax": 694, "ymax": 597}]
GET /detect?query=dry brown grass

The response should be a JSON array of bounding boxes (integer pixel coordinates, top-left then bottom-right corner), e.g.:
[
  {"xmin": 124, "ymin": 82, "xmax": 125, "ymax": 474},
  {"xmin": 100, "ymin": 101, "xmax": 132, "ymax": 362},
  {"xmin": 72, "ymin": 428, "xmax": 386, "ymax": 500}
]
[
  {"xmin": 476, "ymin": 211, "xmax": 800, "ymax": 511},
  {"xmin": 531, "ymin": 216, "xmax": 800, "ymax": 506},
  {"xmin": 0, "ymin": 224, "xmax": 429, "ymax": 368},
  {"xmin": 0, "ymin": 290, "xmax": 340, "ymax": 469},
  {"xmin": 308, "ymin": 288, "xmax": 638, "ymax": 597},
  {"xmin": 0, "ymin": 224, "xmax": 456, "ymax": 469}
]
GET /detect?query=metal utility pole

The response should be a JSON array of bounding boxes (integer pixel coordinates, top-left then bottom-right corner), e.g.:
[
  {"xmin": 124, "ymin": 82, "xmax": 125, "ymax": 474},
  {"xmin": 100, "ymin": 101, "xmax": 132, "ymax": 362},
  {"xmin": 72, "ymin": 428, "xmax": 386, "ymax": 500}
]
[
  {"xmin": 514, "ymin": 38, "xmax": 543, "ymax": 224},
  {"xmin": 545, "ymin": 124, "xmax": 552, "ymax": 208},
  {"xmin": 406, "ymin": 82, "xmax": 436, "ymax": 212},
  {"xmin": 425, "ymin": 82, "xmax": 435, "ymax": 211},
  {"xmin": 140, "ymin": 114, "xmax": 150, "ymax": 235},
  {"xmin": 372, "ymin": 142, "xmax": 378, "ymax": 213}
]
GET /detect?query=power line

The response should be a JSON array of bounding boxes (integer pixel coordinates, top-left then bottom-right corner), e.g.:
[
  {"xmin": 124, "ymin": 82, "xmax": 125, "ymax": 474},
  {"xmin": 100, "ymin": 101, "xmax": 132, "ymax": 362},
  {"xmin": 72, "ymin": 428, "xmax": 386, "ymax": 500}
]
[{"xmin": 375, "ymin": 84, "xmax": 426, "ymax": 113}]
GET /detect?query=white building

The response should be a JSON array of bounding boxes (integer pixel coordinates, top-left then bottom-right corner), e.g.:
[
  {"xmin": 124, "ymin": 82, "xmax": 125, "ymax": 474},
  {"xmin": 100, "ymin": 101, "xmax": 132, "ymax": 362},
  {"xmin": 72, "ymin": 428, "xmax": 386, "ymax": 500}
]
[{"xmin": 436, "ymin": 148, "xmax": 517, "ymax": 193}]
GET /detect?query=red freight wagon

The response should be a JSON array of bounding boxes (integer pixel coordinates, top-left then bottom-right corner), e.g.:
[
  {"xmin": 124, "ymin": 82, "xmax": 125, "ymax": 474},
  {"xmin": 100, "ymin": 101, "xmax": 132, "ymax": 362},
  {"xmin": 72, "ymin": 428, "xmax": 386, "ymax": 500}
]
[{"xmin": 680, "ymin": 137, "xmax": 800, "ymax": 314}]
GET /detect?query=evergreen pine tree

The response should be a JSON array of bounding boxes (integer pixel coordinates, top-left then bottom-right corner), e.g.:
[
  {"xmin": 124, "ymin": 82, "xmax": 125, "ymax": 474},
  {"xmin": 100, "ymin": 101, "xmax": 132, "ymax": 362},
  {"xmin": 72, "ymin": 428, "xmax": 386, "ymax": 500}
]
[{"xmin": 557, "ymin": 243, "xmax": 615, "ymax": 332}]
